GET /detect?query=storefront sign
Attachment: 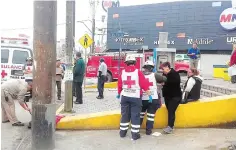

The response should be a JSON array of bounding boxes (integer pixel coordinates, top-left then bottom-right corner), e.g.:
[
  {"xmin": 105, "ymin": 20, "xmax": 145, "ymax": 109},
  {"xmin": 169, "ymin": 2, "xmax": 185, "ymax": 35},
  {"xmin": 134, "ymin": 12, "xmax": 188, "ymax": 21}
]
[
  {"xmin": 187, "ymin": 38, "xmax": 213, "ymax": 45},
  {"xmin": 102, "ymin": 0, "xmax": 120, "ymax": 12},
  {"xmin": 227, "ymin": 37, "xmax": 236, "ymax": 43},
  {"xmin": 115, "ymin": 37, "xmax": 144, "ymax": 43},
  {"xmin": 154, "ymin": 40, "xmax": 175, "ymax": 45},
  {"xmin": 219, "ymin": 8, "xmax": 236, "ymax": 30}
]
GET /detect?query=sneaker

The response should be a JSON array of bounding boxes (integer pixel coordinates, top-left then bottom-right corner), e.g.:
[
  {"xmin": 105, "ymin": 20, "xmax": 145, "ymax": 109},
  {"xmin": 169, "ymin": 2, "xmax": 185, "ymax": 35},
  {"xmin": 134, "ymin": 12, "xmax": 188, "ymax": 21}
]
[
  {"xmin": 163, "ymin": 126, "xmax": 173, "ymax": 134},
  {"xmin": 131, "ymin": 133, "xmax": 141, "ymax": 141},
  {"xmin": 146, "ymin": 129, "xmax": 152, "ymax": 135}
]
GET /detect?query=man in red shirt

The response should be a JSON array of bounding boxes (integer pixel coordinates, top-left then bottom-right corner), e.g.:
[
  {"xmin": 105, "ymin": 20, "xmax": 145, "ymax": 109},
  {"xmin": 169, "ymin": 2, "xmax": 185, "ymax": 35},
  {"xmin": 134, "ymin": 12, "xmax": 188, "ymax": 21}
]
[
  {"xmin": 230, "ymin": 50, "xmax": 236, "ymax": 83},
  {"xmin": 117, "ymin": 55, "xmax": 152, "ymax": 141}
]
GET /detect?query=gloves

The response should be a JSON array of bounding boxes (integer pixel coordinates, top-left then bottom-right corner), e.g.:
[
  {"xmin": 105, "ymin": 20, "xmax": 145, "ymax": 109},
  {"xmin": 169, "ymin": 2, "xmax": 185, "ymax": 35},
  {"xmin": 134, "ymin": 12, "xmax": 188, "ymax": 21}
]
[
  {"xmin": 116, "ymin": 94, "xmax": 120, "ymax": 99},
  {"xmin": 148, "ymin": 95, "xmax": 153, "ymax": 103}
]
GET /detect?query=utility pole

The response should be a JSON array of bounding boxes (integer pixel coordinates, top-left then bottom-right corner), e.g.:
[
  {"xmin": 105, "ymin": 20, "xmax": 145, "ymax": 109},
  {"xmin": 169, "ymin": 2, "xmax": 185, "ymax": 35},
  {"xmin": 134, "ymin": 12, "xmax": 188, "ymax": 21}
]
[
  {"xmin": 90, "ymin": 0, "xmax": 96, "ymax": 53},
  {"xmin": 64, "ymin": 0, "xmax": 75, "ymax": 112},
  {"xmin": 32, "ymin": 1, "xmax": 57, "ymax": 150}
]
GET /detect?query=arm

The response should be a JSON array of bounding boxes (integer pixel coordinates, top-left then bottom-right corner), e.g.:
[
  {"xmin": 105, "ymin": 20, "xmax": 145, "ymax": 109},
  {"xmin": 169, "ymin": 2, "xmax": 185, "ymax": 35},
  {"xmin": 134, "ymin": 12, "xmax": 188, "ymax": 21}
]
[
  {"xmin": 117, "ymin": 74, "xmax": 123, "ymax": 95},
  {"xmin": 187, "ymin": 49, "xmax": 194, "ymax": 56},
  {"xmin": 154, "ymin": 73, "xmax": 167, "ymax": 83},
  {"xmin": 184, "ymin": 77, "xmax": 196, "ymax": 92},
  {"xmin": 17, "ymin": 89, "xmax": 30, "ymax": 110},
  {"xmin": 138, "ymin": 70, "xmax": 149, "ymax": 92}
]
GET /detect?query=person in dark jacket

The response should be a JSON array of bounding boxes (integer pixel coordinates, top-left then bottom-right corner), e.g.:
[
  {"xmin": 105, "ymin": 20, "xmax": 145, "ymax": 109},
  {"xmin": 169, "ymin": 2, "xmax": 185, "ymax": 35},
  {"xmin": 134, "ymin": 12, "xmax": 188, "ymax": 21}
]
[
  {"xmin": 72, "ymin": 58, "xmax": 77, "ymax": 97},
  {"xmin": 161, "ymin": 62, "xmax": 182, "ymax": 134},
  {"xmin": 74, "ymin": 52, "xmax": 85, "ymax": 104},
  {"xmin": 181, "ymin": 68, "xmax": 203, "ymax": 104}
]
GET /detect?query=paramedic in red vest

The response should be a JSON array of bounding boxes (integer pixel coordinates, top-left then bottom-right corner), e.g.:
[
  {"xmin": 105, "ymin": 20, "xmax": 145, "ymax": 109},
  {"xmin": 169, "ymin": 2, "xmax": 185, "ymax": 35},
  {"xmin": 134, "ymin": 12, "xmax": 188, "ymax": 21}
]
[
  {"xmin": 23, "ymin": 57, "xmax": 33, "ymax": 102},
  {"xmin": 140, "ymin": 60, "xmax": 167, "ymax": 135},
  {"xmin": 229, "ymin": 50, "xmax": 236, "ymax": 83},
  {"xmin": 117, "ymin": 55, "xmax": 152, "ymax": 141}
]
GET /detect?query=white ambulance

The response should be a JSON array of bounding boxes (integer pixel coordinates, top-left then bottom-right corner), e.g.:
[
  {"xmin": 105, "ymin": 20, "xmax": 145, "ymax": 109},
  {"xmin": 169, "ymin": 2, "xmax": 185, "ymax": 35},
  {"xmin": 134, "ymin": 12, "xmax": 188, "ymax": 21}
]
[{"xmin": 1, "ymin": 37, "xmax": 33, "ymax": 83}]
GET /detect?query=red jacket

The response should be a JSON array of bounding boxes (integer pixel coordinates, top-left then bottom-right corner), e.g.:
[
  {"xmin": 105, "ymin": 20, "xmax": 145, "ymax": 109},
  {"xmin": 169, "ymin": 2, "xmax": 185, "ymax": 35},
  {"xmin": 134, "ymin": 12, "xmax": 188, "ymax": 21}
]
[
  {"xmin": 118, "ymin": 65, "xmax": 149, "ymax": 96},
  {"xmin": 230, "ymin": 50, "xmax": 236, "ymax": 66}
]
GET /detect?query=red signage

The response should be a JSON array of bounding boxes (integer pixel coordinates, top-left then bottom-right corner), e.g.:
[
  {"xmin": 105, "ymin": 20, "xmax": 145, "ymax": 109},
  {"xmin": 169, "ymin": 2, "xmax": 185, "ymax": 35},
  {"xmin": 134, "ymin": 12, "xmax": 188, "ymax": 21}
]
[
  {"xmin": 102, "ymin": 0, "xmax": 120, "ymax": 12},
  {"xmin": 1, "ymin": 64, "xmax": 23, "ymax": 70}
]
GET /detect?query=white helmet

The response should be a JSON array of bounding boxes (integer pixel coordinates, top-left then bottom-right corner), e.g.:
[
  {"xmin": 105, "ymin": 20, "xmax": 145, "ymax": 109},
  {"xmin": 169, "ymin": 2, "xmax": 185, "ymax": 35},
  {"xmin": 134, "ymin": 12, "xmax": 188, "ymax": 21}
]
[
  {"xmin": 125, "ymin": 55, "xmax": 136, "ymax": 62},
  {"xmin": 144, "ymin": 60, "xmax": 154, "ymax": 67}
]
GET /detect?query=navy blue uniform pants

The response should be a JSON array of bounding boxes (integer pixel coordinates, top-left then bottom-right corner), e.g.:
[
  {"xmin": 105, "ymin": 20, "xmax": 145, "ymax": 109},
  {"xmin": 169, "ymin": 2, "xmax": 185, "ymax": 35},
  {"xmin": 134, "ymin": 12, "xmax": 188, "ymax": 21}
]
[
  {"xmin": 97, "ymin": 75, "xmax": 105, "ymax": 97},
  {"xmin": 140, "ymin": 98, "xmax": 161, "ymax": 130},
  {"xmin": 120, "ymin": 96, "xmax": 142, "ymax": 138}
]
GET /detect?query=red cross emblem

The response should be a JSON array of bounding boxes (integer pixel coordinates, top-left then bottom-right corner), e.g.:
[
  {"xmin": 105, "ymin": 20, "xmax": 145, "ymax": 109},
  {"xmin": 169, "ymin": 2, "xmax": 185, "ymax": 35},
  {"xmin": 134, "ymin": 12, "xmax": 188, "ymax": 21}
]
[
  {"xmin": 1, "ymin": 70, "xmax": 8, "ymax": 78},
  {"xmin": 123, "ymin": 76, "xmax": 135, "ymax": 88},
  {"xmin": 27, "ymin": 67, "xmax": 31, "ymax": 70},
  {"xmin": 146, "ymin": 78, "xmax": 153, "ymax": 86}
]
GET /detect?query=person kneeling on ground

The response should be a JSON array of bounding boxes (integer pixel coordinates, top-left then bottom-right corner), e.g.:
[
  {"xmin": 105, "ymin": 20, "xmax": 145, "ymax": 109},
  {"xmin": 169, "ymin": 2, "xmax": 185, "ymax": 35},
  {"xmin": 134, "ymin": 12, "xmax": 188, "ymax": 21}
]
[
  {"xmin": 1, "ymin": 79, "xmax": 32, "ymax": 126},
  {"xmin": 117, "ymin": 55, "xmax": 152, "ymax": 141},
  {"xmin": 140, "ymin": 60, "xmax": 167, "ymax": 135},
  {"xmin": 181, "ymin": 68, "xmax": 203, "ymax": 104}
]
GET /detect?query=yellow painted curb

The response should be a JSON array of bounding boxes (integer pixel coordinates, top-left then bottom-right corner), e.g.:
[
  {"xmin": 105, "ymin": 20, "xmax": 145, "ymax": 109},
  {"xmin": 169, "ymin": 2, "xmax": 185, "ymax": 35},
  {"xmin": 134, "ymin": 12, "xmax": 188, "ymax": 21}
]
[
  {"xmin": 56, "ymin": 103, "xmax": 64, "ymax": 115},
  {"xmin": 56, "ymin": 94, "xmax": 236, "ymax": 130},
  {"xmin": 85, "ymin": 82, "xmax": 117, "ymax": 89}
]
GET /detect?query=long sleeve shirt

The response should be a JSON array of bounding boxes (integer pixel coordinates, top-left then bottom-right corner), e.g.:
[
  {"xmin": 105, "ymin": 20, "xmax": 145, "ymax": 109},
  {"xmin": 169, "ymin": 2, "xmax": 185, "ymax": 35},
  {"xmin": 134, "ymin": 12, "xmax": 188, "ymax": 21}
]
[
  {"xmin": 1, "ymin": 79, "xmax": 28, "ymax": 103},
  {"xmin": 118, "ymin": 65, "xmax": 149, "ymax": 95}
]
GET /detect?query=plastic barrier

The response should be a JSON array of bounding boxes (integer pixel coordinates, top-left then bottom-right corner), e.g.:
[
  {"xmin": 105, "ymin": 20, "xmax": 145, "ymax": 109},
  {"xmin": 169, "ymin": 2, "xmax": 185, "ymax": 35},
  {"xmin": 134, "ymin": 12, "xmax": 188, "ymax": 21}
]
[{"xmin": 213, "ymin": 65, "xmax": 228, "ymax": 79}]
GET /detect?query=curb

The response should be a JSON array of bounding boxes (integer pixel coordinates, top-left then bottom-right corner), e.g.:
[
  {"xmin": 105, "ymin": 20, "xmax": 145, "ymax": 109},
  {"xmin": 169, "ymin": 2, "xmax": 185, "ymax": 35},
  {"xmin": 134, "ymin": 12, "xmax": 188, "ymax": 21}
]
[{"xmin": 56, "ymin": 94, "xmax": 236, "ymax": 130}]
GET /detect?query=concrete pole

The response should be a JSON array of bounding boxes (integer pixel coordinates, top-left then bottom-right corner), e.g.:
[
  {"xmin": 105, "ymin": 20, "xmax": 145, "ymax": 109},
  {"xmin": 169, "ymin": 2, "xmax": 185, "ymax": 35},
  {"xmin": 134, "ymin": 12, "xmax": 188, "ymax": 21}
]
[
  {"xmin": 32, "ymin": 1, "xmax": 57, "ymax": 149},
  {"xmin": 91, "ymin": 0, "xmax": 96, "ymax": 53},
  {"xmin": 64, "ymin": 0, "xmax": 75, "ymax": 112}
]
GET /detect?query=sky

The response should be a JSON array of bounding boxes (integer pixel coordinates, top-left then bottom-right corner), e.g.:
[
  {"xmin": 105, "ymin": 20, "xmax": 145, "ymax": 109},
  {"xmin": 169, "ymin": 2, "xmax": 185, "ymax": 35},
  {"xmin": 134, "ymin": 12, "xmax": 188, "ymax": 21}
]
[
  {"xmin": 0, "ymin": 0, "xmax": 234, "ymax": 49},
  {"xmin": 0, "ymin": 0, "xmax": 183, "ymax": 40}
]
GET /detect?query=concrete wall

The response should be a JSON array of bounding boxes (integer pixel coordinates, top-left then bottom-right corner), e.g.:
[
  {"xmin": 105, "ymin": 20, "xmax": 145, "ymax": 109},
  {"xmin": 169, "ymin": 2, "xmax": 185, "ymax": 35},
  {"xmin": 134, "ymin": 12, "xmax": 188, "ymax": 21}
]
[
  {"xmin": 107, "ymin": 1, "xmax": 234, "ymax": 51},
  {"xmin": 200, "ymin": 54, "xmax": 230, "ymax": 76}
]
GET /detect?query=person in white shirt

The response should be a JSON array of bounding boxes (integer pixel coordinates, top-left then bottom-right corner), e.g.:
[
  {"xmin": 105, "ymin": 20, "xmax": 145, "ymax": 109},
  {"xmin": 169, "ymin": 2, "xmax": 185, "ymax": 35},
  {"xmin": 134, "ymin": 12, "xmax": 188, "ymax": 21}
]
[
  {"xmin": 96, "ymin": 58, "xmax": 107, "ymax": 99},
  {"xmin": 181, "ymin": 68, "xmax": 203, "ymax": 104}
]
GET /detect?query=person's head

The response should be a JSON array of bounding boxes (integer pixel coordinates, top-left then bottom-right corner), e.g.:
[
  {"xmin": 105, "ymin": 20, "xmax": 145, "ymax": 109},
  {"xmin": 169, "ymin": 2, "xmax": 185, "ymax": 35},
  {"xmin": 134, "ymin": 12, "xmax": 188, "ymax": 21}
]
[
  {"xmin": 143, "ymin": 60, "xmax": 154, "ymax": 72},
  {"xmin": 100, "ymin": 58, "xmax": 104, "ymax": 63},
  {"xmin": 192, "ymin": 42, "xmax": 197, "ymax": 49},
  {"xmin": 161, "ymin": 62, "xmax": 171, "ymax": 74},
  {"xmin": 26, "ymin": 57, "xmax": 33, "ymax": 65},
  {"xmin": 76, "ymin": 52, "xmax": 81, "ymax": 59},
  {"xmin": 27, "ymin": 81, "xmax": 33, "ymax": 91},
  {"xmin": 124, "ymin": 55, "xmax": 136, "ymax": 66},
  {"xmin": 188, "ymin": 68, "xmax": 199, "ymax": 77},
  {"xmin": 56, "ymin": 59, "xmax": 61, "ymax": 67}
]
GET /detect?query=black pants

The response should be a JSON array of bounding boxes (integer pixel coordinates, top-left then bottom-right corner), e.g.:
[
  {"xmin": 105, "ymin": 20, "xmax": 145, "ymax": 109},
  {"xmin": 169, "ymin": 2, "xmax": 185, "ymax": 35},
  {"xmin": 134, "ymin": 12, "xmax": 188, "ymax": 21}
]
[
  {"xmin": 120, "ymin": 96, "xmax": 142, "ymax": 138},
  {"xmin": 140, "ymin": 98, "xmax": 161, "ymax": 130},
  {"xmin": 56, "ymin": 81, "xmax": 61, "ymax": 98},
  {"xmin": 72, "ymin": 81, "xmax": 76, "ymax": 96},
  {"xmin": 75, "ymin": 82, "xmax": 83, "ymax": 103},
  {"xmin": 231, "ymin": 75, "xmax": 236, "ymax": 84},
  {"xmin": 164, "ymin": 97, "xmax": 181, "ymax": 128},
  {"xmin": 97, "ymin": 76, "xmax": 105, "ymax": 97}
]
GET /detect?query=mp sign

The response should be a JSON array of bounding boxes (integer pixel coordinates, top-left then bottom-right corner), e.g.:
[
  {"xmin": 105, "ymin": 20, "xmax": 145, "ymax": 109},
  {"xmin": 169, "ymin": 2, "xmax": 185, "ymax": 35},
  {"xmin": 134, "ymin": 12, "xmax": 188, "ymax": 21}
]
[
  {"xmin": 102, "ymin": 0, "xmax": 120, "ymax": 12},
  {"xmin": 219, "ymin": 7, "xmax": 236, "ymax": 30}
]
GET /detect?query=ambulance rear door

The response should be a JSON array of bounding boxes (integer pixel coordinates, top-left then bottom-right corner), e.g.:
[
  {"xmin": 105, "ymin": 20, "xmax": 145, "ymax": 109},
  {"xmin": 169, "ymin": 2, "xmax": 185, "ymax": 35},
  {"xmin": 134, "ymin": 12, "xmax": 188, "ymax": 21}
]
[{"xmin": 1, "ymin": 46, "xmax": 32, "ymax": 83}]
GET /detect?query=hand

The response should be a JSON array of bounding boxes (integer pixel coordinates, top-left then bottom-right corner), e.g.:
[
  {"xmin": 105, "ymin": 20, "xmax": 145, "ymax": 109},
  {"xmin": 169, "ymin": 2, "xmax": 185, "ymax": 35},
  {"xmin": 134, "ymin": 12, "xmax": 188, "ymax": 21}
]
[
  {"xmin": 161, "ymin": 82, "xmax": 165, "ymax": 86},
  {"xmin": 148, "ymin": 95, "xmax": 153, "ymax": 103},
  {"xmin": 25, "ymin": 107, "xmax": 31, "ymax": 112},
  {"xmin": 116, "ymin": 94, "xmax": 120, "ymax": 99}
]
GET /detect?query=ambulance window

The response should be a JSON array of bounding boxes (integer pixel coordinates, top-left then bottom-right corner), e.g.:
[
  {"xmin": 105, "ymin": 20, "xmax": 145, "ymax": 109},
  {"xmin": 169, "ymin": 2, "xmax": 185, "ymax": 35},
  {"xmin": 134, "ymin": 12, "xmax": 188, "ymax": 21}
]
[
  {"xmin": 1, "ymin": 49, "xmax": 9, "ymax": 63},
  {"xmin": 12, "ymin": 50, "xmax": 29, "ymax": 64}
]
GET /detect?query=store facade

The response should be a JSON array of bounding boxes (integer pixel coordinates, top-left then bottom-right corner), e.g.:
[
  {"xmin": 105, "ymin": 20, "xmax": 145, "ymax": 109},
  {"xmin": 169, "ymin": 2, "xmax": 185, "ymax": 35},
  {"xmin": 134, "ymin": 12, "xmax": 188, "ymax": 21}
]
[{"xmin": 106, "ymin": 1, "xmax": 236, "ymax": 53}]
